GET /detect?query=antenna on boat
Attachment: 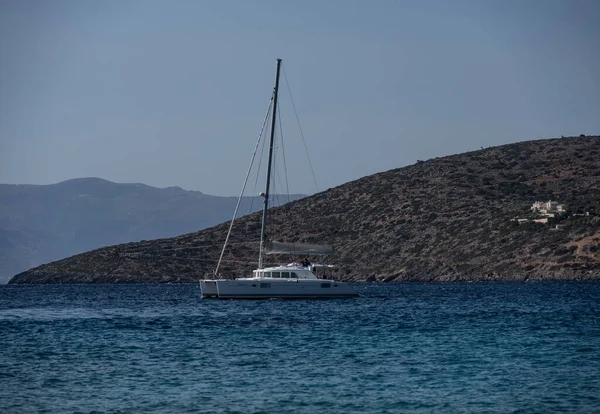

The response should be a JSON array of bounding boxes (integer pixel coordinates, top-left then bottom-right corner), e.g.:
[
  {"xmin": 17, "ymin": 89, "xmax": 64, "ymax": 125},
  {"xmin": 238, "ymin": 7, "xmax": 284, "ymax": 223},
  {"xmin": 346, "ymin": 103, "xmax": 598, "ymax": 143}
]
[{"xmin": 258, "ymin": 58, "xmax": 282, "ymax": 269}]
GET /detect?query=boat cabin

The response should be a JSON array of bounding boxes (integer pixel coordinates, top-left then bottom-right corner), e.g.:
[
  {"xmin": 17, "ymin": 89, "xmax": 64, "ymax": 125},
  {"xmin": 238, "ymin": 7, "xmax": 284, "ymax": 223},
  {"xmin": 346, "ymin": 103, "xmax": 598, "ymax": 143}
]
[{"xmin": 252, "ymin": 265, "xmax": 318, "ymax": 280}]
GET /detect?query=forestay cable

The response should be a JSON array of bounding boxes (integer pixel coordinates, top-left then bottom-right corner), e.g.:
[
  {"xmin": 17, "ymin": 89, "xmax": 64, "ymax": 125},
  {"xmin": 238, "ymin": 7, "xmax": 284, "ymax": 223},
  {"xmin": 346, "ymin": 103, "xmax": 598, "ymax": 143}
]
[{"xmin": 214, "ymin": 96, "xmax": 273, "ymax": 277}]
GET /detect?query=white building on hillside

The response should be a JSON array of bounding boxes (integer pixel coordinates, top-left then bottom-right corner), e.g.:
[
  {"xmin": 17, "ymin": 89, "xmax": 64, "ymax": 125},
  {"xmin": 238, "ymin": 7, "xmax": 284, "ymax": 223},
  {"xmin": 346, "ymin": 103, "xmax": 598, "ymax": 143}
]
[{"xmin": 531, "ymin": 200, "xmax": 566, "ymax": 216}]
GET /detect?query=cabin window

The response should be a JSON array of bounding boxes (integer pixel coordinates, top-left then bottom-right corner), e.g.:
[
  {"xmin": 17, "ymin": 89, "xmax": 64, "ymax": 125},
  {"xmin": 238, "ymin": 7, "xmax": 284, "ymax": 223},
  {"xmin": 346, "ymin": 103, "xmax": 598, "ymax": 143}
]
[
  {"xmin": 290, "ymin": 272, "xmax": 298, "ymax": 278},
  {"xmin": 260, "ymin": 283, "xmax": 271, "ymax": 288},
  {"xmin": 271, "ymin": 272, "xmax": 281, "ymax": 278},
  {"xmin": 321, "ymin": 283, "xmax": 331, "ymax": 288},
  {"xmin": 281, "ymin": 272, "xmax": 289, "ymax": 278}
]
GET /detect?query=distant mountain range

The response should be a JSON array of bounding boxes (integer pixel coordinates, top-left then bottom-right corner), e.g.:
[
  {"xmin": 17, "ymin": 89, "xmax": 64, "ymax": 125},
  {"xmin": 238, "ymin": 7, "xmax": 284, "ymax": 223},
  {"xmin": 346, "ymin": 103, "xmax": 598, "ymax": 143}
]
[
  {"xmin": 9, "ymin": 136, "xmax": 600, "ymax": 284},
  {"xmin": 0, "ymin": 178, "xmax": 304, "ymax": 283}
]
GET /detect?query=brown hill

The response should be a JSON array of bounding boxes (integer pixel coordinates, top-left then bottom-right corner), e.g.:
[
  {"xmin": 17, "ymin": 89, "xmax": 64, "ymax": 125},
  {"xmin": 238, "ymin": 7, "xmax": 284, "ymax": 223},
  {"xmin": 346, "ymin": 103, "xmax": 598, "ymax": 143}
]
[{"xmin": 9, "ymin": 136, "xmax": 600, "ymax": 284}]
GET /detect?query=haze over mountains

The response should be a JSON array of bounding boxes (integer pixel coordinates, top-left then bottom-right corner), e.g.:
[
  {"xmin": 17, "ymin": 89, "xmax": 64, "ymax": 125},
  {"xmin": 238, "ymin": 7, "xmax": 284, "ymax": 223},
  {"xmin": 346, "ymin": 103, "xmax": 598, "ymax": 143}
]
[
  {"xmin": 0, "ymin": 178, "xmax": 303, "ymax": 283},
  {"xmin": 9, "ymin": 136, "xmax": 600, "ymax": 284}
]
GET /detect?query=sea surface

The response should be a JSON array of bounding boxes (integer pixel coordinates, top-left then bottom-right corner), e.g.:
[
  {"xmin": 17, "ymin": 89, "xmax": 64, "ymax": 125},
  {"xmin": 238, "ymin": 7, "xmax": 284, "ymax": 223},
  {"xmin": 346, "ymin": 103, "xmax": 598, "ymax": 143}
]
[{"xmin": 1, "ymin": 282, "xmax": 599, "ymax": 413}]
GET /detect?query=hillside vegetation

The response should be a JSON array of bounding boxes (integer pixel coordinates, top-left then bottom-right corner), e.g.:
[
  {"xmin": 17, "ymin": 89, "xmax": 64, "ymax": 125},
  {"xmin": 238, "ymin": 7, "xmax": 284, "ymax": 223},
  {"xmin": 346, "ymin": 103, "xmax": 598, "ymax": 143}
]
[{"xmin": 10, "ymin": 136, "xmax": 600, "ymax": 284}]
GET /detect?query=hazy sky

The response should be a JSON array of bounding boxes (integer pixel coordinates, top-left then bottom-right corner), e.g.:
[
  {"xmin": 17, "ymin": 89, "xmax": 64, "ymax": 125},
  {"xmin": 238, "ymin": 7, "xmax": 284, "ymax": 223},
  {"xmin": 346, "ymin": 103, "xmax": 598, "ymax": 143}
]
[{"xmin": 1, "ymin": 0, "xmax": 599, "ymax": 196}]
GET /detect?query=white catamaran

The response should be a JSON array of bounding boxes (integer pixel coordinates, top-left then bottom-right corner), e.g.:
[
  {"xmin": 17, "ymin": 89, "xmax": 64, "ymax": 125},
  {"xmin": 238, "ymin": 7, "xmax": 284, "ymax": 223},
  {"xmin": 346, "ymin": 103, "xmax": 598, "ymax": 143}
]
[{"xmin": 199, "ymin": 59, "xmax": 358, "ymax": 299}]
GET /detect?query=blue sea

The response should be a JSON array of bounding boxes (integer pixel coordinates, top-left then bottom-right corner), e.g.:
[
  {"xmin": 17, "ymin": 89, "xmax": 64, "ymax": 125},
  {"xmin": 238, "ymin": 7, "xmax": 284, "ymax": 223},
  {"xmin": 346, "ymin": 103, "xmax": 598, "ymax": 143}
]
[{"xmin": 1, "ymin": 282, "xmax": 599, "ymax": 413}]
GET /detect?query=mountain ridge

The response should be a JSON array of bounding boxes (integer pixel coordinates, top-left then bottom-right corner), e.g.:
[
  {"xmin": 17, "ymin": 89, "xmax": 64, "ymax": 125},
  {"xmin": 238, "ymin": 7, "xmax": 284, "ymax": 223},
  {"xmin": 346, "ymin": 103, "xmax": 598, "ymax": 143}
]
[
  {"xmin": 9, "ymin": 135, "xmax": 600, "ymax": 284},
  {"xmin": 0, "ymin": 178, "xmax": 304, "ymax": 283}
]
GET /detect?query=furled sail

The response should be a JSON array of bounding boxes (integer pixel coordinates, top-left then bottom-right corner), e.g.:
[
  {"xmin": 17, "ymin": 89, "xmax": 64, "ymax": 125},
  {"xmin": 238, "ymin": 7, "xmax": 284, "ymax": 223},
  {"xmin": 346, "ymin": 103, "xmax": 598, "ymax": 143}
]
[{"xmin": 265, "ymin": 240, "xmax": 334, "ymax": 255}]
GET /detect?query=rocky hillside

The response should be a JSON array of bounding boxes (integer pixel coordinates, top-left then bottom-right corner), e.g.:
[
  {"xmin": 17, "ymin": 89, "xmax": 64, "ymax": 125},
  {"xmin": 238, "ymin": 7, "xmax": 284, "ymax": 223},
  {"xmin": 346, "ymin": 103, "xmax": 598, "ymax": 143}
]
[{"xmin": 10, "ymin": 136, "xmax": 600, "ymax": 284}]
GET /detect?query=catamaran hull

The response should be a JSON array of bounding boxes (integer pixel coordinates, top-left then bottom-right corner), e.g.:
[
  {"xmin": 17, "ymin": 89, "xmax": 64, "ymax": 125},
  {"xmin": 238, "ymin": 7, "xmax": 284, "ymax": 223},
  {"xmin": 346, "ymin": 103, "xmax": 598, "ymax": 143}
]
[
  {"xmin": 200, "ymin": 279, "xmax": 358, "ymax": 299},
  {"xmin": 199, "ymin": 280, "xmax": 219, "ymax": 298}
]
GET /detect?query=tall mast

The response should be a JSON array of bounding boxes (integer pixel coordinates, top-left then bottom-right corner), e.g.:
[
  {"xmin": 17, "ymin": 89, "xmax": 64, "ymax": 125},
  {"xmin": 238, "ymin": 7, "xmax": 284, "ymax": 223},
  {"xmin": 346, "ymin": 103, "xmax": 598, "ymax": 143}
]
[{"xmin": 258, "ymin": 58, "xmax": 282, "ymax": 269}]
